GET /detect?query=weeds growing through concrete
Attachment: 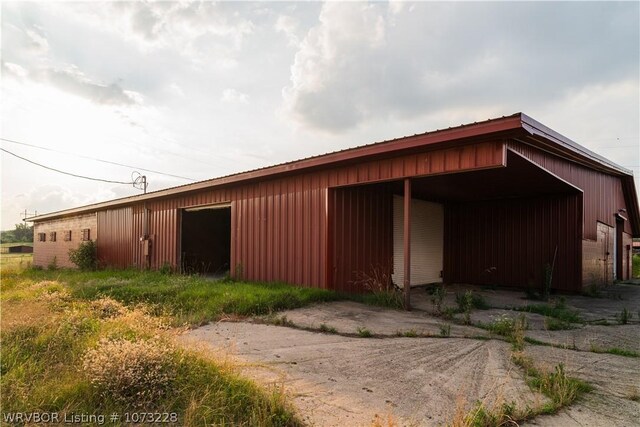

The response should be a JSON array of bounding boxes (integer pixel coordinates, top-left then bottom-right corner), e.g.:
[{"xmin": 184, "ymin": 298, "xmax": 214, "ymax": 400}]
[
  {"xmin": 357, "ymin": 327, "xmax": 373, "ymax": 338},
  {"xmin": 511, "ymin": 353, "xmax": 592, "ymax": 414},
  {"xmin": 515, "ymin": 304, "xmax": 582, "ymax": 323},
  {"xmin": 319, "ymin": 324, "xmax": 337, "ymax": 334},
  {"xmin": 544, "ymin": 316, "xmax": 575, "ymax": 331},
  {"xmin": 616, "ymin": 308, "xmax": 632, "ymax": 325},
  {"xmin": 589, "ymin": 343, "xmax": 639, "ymax": 358},
  {"xmin": 352, "ymin": 265, "xmax": 404, "ymax": 310},
  {"xmin": 439, "ymin": 324, "xmax": 451, "ymax": 337},
  {"xmin": 430, "ymin": 284, "xmax": 446, "ymax": 314}
]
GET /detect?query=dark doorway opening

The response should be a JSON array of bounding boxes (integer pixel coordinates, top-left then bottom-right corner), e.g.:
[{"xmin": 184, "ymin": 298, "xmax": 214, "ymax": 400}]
[{"xmin": 181, "ymin": 207, "xmax": 231, "ymax": 276}]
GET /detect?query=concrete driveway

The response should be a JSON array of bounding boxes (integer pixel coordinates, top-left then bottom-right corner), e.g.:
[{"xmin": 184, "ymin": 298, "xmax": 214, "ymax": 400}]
[{"xmin": 181, "ymin": 284, "xmax": 640, "ymax": 426}]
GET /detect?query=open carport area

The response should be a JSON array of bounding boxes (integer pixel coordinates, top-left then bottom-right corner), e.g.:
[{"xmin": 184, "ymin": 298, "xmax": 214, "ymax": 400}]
[
  {"xmin": 329, "ymin": 149, "xmax": 584, "ymax": 304},
  {"xmin": 183, "ymin": 283, "xmax": 640, "ymax": 427}
]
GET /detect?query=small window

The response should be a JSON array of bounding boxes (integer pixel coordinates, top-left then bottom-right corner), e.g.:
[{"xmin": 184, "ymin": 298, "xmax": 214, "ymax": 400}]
[
  {"xmin": 38, "ymin": 233, "xmax": 46, "ymax": 242},
  {"xmin": 49, "ymin": 231, "xmax": 57, "ymax": 242},
  {"xmin": 64, "ymin": 230, "xmax": 72, "ymax": 241},
  {"xmin": 82, "ymin": 228, "xmax": 91, "ymax": 241}
]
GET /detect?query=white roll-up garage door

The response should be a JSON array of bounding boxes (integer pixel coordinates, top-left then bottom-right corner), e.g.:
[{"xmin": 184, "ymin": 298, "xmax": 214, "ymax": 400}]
[{"xmin": 392, "ymin": 195, "xmax": 444, "ymax": 287}]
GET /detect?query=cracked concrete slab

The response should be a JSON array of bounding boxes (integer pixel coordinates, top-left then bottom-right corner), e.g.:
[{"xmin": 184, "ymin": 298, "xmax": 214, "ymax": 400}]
[{"xmin": 181, "ymin": 283, "xmax": 640, "ymax": 426}]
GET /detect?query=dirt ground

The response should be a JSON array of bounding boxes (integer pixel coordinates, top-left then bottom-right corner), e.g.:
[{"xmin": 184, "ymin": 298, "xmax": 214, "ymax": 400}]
[{"xmin": 182, "ymin": 284, "xmax": 640, "ymax": 426}]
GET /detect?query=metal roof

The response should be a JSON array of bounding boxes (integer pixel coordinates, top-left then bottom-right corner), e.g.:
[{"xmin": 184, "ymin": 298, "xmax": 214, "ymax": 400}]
[{"xmin": 27, "ymin": 112, "xmax": 635, "ymax": 222}]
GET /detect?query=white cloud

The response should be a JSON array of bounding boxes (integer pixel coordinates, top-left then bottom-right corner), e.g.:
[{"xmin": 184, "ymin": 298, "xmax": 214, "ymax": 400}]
[
  {"xmin": 283, "ymin": 2, "xmax": 388, "ymax": 132},
  {"xmin": 38, "ymin": 65, "xmax": 143, "ymax": 106},
  {"xmin": 221, "ymin": 88, "xmax": 249, "ymax": 104},
  {"xmin": 275, "ymin": 14, "xmax": 300, "ymax": 46},
  {"xmin": 283, "ymin": 2, "xmax": 639, "ymax": 133},
  {"xmin": 2, "ymin": 62, "xmax": 28, "ymax": 79},
  {"xmin": 25, "ymin": 28, "xmax": 49, "ymax": 52}
]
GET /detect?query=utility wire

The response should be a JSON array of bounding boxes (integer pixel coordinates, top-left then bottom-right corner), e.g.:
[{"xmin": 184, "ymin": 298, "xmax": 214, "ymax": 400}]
[
  {"xmin": 1, "ymin": 147, "xmax": 134, "ymax": 184},
  {"xmin": 0, "ymin": 137, "xmax": 196, "ymax": 182}
]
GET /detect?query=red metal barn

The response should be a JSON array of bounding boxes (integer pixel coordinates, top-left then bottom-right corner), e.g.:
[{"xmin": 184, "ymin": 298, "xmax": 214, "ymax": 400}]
[{"xmin": 30, "ymin": 113, "xmax": 639, "ymax": 297}]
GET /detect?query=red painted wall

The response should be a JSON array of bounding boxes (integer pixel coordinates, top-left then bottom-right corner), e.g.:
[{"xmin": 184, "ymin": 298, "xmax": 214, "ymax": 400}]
[
  {"xmin": 329, "ymin": 185, "xmax": 393, "ymax": 293},
  {"xmin": 443, "ymin": 194, "xmax": 583, "ymax": 292},
  {"xmin": 94, "ymin": 141, "xmax": 503, "ymax": 288}
]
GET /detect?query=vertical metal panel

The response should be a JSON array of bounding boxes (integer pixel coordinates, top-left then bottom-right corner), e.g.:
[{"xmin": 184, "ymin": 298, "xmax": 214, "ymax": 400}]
[
  {"xmin": 97, "ymin": 208, "xmax": 133, "ymax": 268},
  {"xmin": 508, "ymin": 142, "xmax": 631, "ymax": 239},
  {"xmin": 329, "ymin": 185, "xmax": 393, "ymax": 293},
  {"xmin": 444, "ymin": 194, "xmax": 582, "ymax": 292},
  {"xmin": 87, "ymin": 140, "xmax": 503, "ymax": 288}
]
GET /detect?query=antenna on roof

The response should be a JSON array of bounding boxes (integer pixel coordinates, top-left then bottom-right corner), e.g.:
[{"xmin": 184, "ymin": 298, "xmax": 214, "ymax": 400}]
[
  {"xmin": 21, "ymin": 209, "xmax": 38, "ymax": 221},
  {"xmin": 132, "ymin": 172, "xmax": 148, "ymax": 194}
]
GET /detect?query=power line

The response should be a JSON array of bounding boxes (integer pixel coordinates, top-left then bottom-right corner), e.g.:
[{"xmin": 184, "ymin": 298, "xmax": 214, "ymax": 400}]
[
  {"xmin": 0, "ymin": 137, "xmax": 195, "ymax": 182},
  {"xmin": 1, "ymin": 147, "xmax": 134, "ymax": 184}
]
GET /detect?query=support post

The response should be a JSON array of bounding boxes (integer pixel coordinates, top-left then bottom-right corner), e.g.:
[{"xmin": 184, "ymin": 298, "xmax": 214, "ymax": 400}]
[{"xmin": 403, "ymin": 178, "xmax": 411, "ymax": 310}]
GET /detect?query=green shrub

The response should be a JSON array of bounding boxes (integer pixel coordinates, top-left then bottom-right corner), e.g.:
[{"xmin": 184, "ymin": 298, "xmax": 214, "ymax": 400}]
[{"xmin": 68, "ymin": 241, "xmax": 97, "ymax": 271}]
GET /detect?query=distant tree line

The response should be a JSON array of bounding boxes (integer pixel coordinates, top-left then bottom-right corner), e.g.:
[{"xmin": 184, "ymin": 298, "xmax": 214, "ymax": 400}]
[{"xmin": 1, "ymin": 223, "xmax": 34, "ymax": 243}]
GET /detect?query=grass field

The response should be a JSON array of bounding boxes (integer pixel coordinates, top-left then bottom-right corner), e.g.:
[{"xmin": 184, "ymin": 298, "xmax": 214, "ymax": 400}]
[
  {"xmin": 0, "ymin": 253, "xmax": 32, "ymax": 270},
  {"xmin": 20, "ymin": 268, "xmax": 341, "ymax": 326},
  {"xmin": 1, "ymin": 260, "xmax": 341, "ymax": 426}
]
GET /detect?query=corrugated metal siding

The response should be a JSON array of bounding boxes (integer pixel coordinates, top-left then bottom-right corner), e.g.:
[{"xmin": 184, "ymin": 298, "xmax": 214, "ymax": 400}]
[
  {"xmin": 444, "ymin": 194, "xmax": 582, "ymax": 292},
  {"xmin": 97, "ymin": 208, "xmax": 133, "ymax": 268},
  {"xmin": 392, "ymin": 196, "xmax": 444, "ymax": 286},
  {"xmin": 330, "ymin": 185, "xmax": 393, "ymax": 293},
  {"xmin": 508, "ymin": 142, "xmax": 631, "ymax": 238},
  {"xmin": 232, "ymin": 177, "xmax": 327, "ymax": 287},
  {"xmin": 95, "ymin": 141, "xmax": 503, "ymax": 288}
]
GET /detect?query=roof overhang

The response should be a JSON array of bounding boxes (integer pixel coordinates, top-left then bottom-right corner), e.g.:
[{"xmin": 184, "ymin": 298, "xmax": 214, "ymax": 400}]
[{"xmin": 26, "ymin": 112, "xmax": 639, "ymax": 234}]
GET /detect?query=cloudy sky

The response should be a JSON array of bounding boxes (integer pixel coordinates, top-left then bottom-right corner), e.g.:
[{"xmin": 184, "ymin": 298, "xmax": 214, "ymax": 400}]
[{"xmin": 1, "ymin": 1, "xmax": 638, "ymax": 230}]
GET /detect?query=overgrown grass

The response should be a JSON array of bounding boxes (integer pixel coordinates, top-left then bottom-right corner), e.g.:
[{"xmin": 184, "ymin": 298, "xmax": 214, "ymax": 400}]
[
  {"xmin": 0, "ymin": 253, "xmax": 33, "ymax": 270},
  {"xmin": 319, "ymin": 324, "xmax": 337, "ymax": 334},
  {"xmin": 511, "ymin": 353, "xmax": 592, "ymax": 414},
  {"xmin": 452, "ymin": 349, "xmax": 594, "ymax": 426},
  {"xmin": 475, "ymin": 314, "xmax": 528, "ymax": 351},
  {"xmin": 588, "ymin": 344, "xmax": 639, "ymax": 358},
  {"xmin": 455, "ymin": 291, "xmax": 490, "ymax": 311},
  {"xmin": 1, "ymin": 271, "xmax": 301, "ymax": 426},
  {"xmin": 515, "ymin": 304, "xmax": 582, "ymax": 324},
  {"xmin": 12, "ymin": 268, "xmax": 341, "ymax": 326}
]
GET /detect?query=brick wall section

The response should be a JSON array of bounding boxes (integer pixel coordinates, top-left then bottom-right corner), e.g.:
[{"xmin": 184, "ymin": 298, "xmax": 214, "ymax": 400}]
[{"xmin": 33, "ymin": 214, "xmax": 97, "ymax": 268}]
